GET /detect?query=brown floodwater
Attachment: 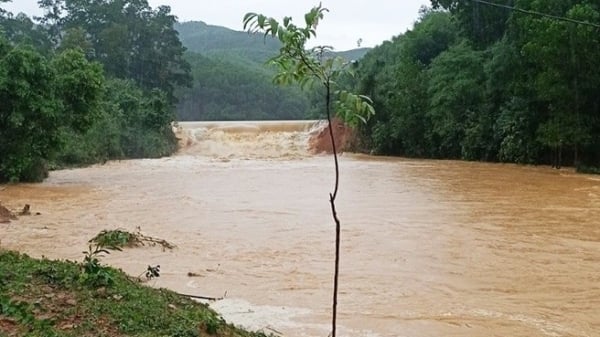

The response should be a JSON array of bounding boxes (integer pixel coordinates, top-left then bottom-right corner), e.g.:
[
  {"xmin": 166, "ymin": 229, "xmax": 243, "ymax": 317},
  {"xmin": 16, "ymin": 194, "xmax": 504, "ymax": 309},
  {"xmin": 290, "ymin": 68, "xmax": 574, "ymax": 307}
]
[{"xmin": 1, "ymin": 121, "xmax": 599, "ymax": 337}]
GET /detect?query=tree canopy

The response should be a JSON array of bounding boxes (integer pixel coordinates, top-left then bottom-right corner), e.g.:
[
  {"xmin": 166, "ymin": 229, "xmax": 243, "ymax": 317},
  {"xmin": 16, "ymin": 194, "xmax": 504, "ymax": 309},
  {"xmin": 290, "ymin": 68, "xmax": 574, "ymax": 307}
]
[
  {"xmin": 38, "ymin": 0, "xmax": 191, "ymax": 103},
  {"xmin": 0, "ymin": 0, "xmax": 189, "ymax": 182},
  {"xmin": 357, "ymin": 0, "xmax": 600, "ymax": 170}
]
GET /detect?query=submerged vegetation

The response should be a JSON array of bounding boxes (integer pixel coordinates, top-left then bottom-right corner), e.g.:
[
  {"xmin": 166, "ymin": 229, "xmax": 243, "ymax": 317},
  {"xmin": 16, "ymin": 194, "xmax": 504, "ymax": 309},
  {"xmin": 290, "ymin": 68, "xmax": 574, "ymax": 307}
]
[{"xmin": 90, "ymin": 229, "xmax": 176, "ymax": 251}]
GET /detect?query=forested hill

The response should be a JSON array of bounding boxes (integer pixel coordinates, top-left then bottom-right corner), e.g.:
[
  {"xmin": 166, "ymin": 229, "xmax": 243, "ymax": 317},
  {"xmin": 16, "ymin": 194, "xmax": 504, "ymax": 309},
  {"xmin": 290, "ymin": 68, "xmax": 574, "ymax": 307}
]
[
  {"xmin": 174, "ymin": 21, "xmax": 370, "ymax": 121},
  {"xmin": 176, "ymin": 21, "xmax": 371, "ymax": 64},
  {"xmin": 176, "ymin": 21, "xmax": 280, "ymax": 64}
]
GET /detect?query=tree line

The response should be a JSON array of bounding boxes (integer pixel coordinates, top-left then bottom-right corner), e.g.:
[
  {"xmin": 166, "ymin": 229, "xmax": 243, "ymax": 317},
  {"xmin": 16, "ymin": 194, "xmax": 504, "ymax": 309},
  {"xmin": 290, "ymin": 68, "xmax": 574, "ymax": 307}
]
[
  {"xmin": 0, "ymin": 0, "xmax": 190, "ymax": 182},
  {"xmin": 356, "ymin": 0, "xmax": 600, "ymax": 171}
]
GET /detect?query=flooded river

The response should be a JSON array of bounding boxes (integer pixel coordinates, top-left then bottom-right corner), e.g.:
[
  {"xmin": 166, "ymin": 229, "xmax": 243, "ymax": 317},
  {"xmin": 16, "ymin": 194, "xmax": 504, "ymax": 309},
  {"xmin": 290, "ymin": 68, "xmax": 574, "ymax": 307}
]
[{"xmin": 1, "ymin": 121, "xmax": 600, "ymax": 337}]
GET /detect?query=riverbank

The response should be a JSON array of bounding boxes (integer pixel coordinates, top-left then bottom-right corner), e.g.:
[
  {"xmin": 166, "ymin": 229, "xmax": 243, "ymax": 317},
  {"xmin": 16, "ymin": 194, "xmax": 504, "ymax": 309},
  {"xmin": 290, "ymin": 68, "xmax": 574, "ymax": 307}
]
[{"xmin": 0, "ymin": 249, "xmax": 267, "ymax": 337}]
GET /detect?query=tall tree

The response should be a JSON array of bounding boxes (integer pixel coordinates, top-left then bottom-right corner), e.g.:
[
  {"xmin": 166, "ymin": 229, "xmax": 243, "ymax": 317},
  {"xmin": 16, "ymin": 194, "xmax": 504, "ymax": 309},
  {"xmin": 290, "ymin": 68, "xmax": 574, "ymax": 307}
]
[
  {"xmin": 514, "ymin": 0, "xmax": 600, "ymax": 166},
  {"xmin": 0, "ymin": 12, "xmax": 52, "ymax": 52},
  {"xmin": 431, "ymin": 0, "xmax": 513, "ymax": 46},
  {"xmin": 357, "ymin": 10, "xmax": 458, "ymax": 156},
  {"xmin": 427, "ymin": 41, "xmax": 486, "ymax": 159},
  {"xmin": 39, "ymin": 0, "xmax": 191, "ymax": 103},
  {"xmin": 0, "ymin": 37, "xmax": 104, "ymax": 182}
]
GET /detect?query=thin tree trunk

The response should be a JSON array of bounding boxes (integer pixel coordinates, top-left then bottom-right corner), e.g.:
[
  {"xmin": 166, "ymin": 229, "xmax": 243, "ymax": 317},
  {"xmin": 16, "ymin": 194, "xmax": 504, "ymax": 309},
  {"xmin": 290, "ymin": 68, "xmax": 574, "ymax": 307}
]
[{"xmin": 325, "ymin": 83, "xmax": 341, "ymax": 337}]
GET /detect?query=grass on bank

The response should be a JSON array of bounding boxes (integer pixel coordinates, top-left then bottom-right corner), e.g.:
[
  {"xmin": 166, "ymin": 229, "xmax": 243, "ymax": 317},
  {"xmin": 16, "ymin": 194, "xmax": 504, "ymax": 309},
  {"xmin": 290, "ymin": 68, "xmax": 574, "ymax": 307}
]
[{"xmin": 0, "ymin": 249, "xmax": 270, "ymax": 337}]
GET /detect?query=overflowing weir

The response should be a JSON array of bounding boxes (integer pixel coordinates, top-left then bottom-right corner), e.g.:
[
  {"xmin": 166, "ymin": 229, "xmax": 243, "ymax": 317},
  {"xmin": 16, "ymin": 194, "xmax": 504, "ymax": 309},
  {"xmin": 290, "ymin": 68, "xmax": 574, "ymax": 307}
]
[{"xmin": 174, "ymin": 120, "xmax": 327, "ymax": 160}]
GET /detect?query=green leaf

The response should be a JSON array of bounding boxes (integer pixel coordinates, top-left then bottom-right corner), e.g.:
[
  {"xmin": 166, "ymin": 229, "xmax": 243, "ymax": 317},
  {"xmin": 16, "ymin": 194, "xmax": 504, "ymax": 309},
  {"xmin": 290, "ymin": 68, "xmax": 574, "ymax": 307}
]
[
  {"xmin": 268, "ymin": 18, "xmax": 279, "ymax": 36},
  {"xmin": 257, "ymin": 14, "xmax": 266, "ymax": 28},
  {"xmin": 242, "ymin": 12, "xmax": 257, "ymax": 30}
]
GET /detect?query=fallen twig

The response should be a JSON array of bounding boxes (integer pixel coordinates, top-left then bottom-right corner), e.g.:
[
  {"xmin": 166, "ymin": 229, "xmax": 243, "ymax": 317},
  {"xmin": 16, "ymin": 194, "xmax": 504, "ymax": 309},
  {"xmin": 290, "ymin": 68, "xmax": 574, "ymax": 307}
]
[
  {"xmin": 137, "ymin": 233, "xmax": 176, "ymax": 250},
  {"xmin": 176, "ymin": 292, "xmax": 225, "ymax": 302}
]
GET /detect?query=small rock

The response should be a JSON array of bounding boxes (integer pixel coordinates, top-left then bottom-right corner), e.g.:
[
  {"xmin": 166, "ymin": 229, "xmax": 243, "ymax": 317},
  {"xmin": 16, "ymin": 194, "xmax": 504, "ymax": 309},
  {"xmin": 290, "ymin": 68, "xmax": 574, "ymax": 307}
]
[
  {"xmin": 112, "ymin": 294, "xmax": 123, "ymax": 301},
  {"xmin": 168, "ymin": 304, "xmax": 177, "ymax": 310},
  {"xmin": 66, "ymin": 299, "xmax": 77, "ymax": 306}
]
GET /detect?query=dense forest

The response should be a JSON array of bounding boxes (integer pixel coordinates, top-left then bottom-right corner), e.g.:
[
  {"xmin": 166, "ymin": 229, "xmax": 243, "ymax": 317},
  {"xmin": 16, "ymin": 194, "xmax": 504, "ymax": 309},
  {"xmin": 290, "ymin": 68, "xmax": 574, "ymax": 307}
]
[
  {"xmin": 356, "ymin": 0, "xmax": 600, "ymax": 170},
  {"xmin": 174, "ymin": 21, "xmax": 369, "ymax": 121},
  {"xmin": 0, "ymin": 0, "xmax": 189, "ymax": 182},
  {"xmin": 2, "ymin": 0, "xmax": 599, "ymax": 182}
]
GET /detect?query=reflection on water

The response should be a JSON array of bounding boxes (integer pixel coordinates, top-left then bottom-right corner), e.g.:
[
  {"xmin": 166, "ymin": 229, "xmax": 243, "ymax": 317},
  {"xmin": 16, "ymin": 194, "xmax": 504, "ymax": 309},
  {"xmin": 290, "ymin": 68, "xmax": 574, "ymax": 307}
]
[{"xmin": 1, "ymin": 121, "xmax": 599, "ymax": 337}]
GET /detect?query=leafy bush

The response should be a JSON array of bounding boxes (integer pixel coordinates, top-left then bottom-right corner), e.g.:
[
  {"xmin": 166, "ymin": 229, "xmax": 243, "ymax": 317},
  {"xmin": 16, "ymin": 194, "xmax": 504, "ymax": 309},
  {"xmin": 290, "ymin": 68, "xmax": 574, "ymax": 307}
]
[
  {"xmin": 80, "ymin": 245, "xmax": 115, "ymax": 288},
  {"xmin": 90, "ymin": 229, "xmax": 141, "ymax": 249},
  {"xmin": 55, "ymin": 78, "xmax": 178, "ymax": 168}
]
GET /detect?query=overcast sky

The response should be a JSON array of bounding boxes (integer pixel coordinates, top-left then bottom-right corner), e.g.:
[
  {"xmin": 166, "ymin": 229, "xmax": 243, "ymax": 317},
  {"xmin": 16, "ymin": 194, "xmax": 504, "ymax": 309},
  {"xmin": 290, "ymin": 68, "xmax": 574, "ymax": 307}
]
[{"xmin": 2, "ymin": 0, "xmax": 430, "ymax": 50}]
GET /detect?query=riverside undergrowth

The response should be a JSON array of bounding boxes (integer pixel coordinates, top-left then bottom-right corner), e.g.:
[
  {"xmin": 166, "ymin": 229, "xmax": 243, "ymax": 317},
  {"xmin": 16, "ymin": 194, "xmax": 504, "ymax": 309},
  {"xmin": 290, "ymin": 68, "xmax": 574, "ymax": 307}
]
[{"xmin": 0, "ymin": 249, "xmax": 270, "ymax": 337}]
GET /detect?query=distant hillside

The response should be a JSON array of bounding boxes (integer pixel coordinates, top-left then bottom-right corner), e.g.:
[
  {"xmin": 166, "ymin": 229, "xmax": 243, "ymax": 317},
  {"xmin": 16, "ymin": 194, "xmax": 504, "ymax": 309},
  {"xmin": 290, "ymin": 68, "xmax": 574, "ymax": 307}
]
[
  {"xmin": 174, "ymin": 21, "xmax": 370, "ymax": 121},
  {"xmin": 334, "ymin": 47, "xmax": 372, "ymax": 62},
  {"xmin": 175, "ymin": 21, "xmax": 280, "ymax": 64},
  {"xmin": 176, "ymin": 51, "xmax": 311, "ymax": 121},
  {"xmin": 176, "ymin": 21, "xmax": 370, "ymax": 63}
]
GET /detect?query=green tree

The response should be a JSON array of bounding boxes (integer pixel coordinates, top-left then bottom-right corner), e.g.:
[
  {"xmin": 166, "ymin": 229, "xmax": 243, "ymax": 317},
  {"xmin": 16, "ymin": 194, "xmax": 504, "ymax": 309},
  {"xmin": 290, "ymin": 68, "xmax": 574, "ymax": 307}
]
[
  {"xmin": 431, "ymin": 0, "xmax": 512, "ymax": 47},
  {"xmin": 0, "ymin": 12, "xmax": 52, "ymax": 52},
  {"xmin": 57, "ymin": 27, "xmax": 94, "ymax": 57},
  {"xmin": 427, "ymin": 41, "xmax": 486, "ymax": 159},
  {"xmin": 0, "ymin": 37, "xmax": 104, "ymax": 182},
  {"xmin": 39, "ymin": 0, "xmax": 192, "ymax": 103},
  {"xmin": 56, "ymin": 78, "xmax": 177, "ymax": 166},
  {"xmin": 357, "ymin": 10, "xmax": 457, "ymax": 156},
  {"xmin": 0, "ymin": 41, "xmax": 59, "ymax": 182},
  {"xmin": 244, "ymin": 5, "xmax": 374, "ymax": 337},
  {"xmin": 515, "ymin": 1, "xmax": 599, "ymax": 166},
  {"xmin": 403, "ymin": 8, "xmax": 458, "ymax": 65},
  {"xmin": 52, "ymin": 48, "xmax": 104, "ymax": 131}
]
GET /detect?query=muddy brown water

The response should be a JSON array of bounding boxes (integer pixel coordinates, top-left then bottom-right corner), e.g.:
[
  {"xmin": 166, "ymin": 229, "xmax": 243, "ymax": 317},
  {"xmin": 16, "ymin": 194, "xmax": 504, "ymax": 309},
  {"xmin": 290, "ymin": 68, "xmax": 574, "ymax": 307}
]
[{"xmin": 1, "ymin": 121, "xmax": 600, "ymax": 337}]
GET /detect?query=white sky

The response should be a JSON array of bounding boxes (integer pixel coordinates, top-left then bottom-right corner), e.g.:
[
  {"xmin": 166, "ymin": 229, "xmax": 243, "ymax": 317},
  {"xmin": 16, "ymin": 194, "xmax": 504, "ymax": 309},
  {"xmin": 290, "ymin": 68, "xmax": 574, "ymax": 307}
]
[{"xmin": 2, "ymin": 0, "xmax": 430, "ymax": 50}]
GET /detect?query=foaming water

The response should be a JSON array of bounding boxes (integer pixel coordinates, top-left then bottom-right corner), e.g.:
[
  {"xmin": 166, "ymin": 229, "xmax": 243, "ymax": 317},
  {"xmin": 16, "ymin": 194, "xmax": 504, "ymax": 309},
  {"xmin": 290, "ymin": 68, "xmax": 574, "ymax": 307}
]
[
  {"xmin": 175, "ymin": 120, "xmax": 325, "ymax": 160},
  {"xmin": 1, "ymin": 121, "xmax": 600, "ymax": 337}
]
